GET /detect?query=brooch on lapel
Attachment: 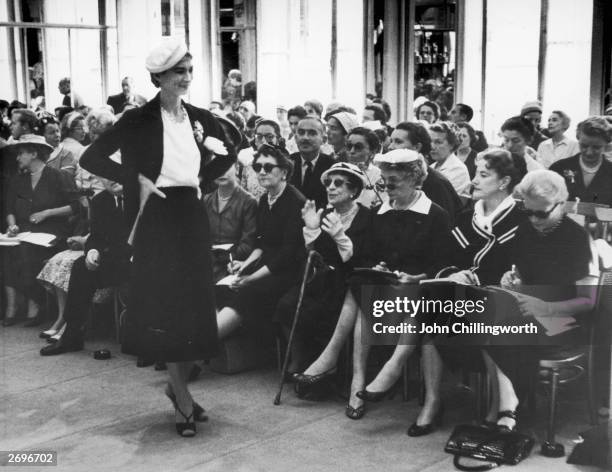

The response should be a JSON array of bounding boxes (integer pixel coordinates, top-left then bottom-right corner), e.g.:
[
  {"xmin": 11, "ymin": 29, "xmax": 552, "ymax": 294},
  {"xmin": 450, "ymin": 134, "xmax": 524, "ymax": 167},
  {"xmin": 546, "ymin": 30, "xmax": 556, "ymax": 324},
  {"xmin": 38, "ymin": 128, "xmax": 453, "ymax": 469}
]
[
  {"xmin": 203, "ymin": 136, "xmax": 228, "ymax": 156},
  {"xmin": 563, "ymin": 169, "xmax": 576, "ymax": 184},
  {"xmin": 192, "ymin": 120, "xmax": 204, "ymax": 144}
]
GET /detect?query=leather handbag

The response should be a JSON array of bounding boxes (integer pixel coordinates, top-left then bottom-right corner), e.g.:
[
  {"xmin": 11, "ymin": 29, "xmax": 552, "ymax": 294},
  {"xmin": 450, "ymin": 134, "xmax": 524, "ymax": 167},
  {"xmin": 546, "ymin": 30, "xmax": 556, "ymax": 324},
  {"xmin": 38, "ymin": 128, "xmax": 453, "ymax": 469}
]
[{"xmin": 445, "ymin": 424, "xmax": 535, "ymax": 471}]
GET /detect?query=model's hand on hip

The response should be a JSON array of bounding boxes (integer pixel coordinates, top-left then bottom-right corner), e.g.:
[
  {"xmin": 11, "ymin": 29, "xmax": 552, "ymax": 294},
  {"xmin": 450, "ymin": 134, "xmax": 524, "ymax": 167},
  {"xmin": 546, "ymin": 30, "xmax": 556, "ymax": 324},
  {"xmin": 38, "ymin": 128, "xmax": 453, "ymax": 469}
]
[{"xmin": 138, "ymin": 173, "xmax": 166, "ymax": 210}]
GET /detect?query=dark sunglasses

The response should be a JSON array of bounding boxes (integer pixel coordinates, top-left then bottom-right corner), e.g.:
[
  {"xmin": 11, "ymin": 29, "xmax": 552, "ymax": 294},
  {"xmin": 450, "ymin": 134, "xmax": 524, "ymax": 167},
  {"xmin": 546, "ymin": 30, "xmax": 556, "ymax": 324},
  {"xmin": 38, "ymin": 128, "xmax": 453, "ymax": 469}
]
[
  {"xmin": 375, "ymin": 180, "xmax": 401, "ymax": 191},
  {"xmin": 323, "ymin": 178, "xmax": 349, "ymax": 188},
  {"xmin": 519, "ymin": 201, "xmax": 561, "ymax": 219},
  {"xmin": 346, "ymin": 142, "xmax": 366, "ymax": 152},
  {"xmin": 252, "ymin": 162, "xmax": 280, "ymax": 173}
]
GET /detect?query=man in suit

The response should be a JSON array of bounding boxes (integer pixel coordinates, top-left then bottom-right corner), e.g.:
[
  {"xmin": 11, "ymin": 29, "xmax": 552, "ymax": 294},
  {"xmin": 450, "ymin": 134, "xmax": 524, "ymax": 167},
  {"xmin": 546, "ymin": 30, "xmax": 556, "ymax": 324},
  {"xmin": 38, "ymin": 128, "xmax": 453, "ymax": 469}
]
[
  {"xmin": 58, "ymin": 77, "xmax": 85, "ymax": 109},
  {"xmin": 40, "ymin": 177, "xmax": 131, "ymax": 355},
  {"xmin": 290, "ymin": 117, "xmax": 334, "ymax": 208},
  {"xmin": 106, "ymin": 77, "xmax": 147, "ymax": 114}
]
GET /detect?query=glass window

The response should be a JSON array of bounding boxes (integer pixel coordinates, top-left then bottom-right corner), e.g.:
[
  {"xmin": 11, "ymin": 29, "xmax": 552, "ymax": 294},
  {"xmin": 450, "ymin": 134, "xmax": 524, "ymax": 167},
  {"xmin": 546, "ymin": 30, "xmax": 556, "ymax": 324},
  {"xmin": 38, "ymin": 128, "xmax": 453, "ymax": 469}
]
[
  {"xmin": 413, "ymin": 0, "xmax": 457, "ymax": 121},
  {"xmin": 161, "ymin": 0, "xmax": 188, "ymax": 41}
]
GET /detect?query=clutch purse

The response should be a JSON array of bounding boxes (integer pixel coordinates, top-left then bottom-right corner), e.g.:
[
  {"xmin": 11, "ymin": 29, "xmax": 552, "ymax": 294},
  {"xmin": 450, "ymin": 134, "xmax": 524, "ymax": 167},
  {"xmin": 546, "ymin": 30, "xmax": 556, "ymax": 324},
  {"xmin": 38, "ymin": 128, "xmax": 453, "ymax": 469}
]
[{"xmin": 445, "ymin": 424, "xmax": 534, "ymax": 470}]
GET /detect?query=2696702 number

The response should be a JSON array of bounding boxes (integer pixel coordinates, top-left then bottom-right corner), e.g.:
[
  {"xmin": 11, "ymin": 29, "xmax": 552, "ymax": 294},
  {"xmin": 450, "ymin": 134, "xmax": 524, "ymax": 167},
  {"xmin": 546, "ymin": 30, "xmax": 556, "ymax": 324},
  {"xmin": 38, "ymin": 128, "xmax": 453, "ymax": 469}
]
[{"xmin": 2, "ymin": 451, "xmax": 57, "ymax": 466}]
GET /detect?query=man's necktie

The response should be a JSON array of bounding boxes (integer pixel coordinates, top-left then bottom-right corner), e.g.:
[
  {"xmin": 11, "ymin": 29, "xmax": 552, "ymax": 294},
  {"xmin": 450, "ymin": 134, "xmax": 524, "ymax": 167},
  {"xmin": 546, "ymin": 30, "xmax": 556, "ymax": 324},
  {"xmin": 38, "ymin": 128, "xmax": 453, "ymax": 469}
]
[{"xmin": 303, "ymin": 160, "xmax": 313, "ymax": 187}]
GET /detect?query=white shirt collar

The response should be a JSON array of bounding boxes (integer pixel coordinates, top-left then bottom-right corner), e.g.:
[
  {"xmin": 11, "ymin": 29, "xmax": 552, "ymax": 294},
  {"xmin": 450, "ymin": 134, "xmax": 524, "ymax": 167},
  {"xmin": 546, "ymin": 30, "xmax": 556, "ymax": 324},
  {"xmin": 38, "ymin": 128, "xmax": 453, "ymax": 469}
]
[
  {"xmin": 473, "ymin": 195, "xmax": 515, "ymax": 232},
  {"xmin": 377, "ymin": 191, "xmax": 432, "ymax": 215}
]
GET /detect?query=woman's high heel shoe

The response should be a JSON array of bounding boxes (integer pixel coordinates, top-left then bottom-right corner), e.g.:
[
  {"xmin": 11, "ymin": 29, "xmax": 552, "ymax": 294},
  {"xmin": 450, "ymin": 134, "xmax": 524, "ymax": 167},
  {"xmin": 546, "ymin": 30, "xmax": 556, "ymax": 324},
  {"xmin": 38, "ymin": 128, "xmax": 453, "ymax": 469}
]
[
  {"xmin": 39, "ymin": 329, "xmax": 58, "ymax": 339},
  {"xmin": 294, "ymin": 367, "xmax": 337, "ymax": 386},
  {"xmin": 165, "ymin": 384, "xmax": 208, "ymax": 422},
  {"xmin": 496, "ymin": 410, "xmax": 517, "ymax": 432},
  {"xmin": 175, "ymin": 406, "xmax": 196, "ymax": 438},
  {"xmin": 407, "ymin": 404, "xmax": 444, "ymax": 437},
  {"xmin": 356, "ymin": 381, "xmax": 399, "ymax": 402},
  {"xmin": 345, "ymin": 403, "xmax": 366, "ymax": 420}
]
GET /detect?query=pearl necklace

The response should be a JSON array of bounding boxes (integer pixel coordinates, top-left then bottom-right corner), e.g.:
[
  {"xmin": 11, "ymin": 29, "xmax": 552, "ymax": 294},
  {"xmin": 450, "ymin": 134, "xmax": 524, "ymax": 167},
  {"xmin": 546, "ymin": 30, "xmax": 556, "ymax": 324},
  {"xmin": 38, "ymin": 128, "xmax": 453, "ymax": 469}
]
[{"xmin": 161, "ymin": 105, "xmax": 187, "ymax": 124}]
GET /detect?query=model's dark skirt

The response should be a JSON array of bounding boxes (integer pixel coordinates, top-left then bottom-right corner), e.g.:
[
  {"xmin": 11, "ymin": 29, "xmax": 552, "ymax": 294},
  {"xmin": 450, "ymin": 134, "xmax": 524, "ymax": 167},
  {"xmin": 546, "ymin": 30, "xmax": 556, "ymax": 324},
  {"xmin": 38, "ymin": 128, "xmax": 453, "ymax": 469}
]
[{"xmin": 121, "ymin": 187, "xmax": 219, "ymax": 362}]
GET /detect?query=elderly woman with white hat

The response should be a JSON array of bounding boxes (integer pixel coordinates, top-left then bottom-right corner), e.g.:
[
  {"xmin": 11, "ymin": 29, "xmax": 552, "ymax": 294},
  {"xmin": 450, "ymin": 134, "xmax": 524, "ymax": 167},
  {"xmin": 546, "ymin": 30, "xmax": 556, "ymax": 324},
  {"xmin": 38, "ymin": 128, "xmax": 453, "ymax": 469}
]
[
  {"xmin": 80, "ymin": 37, "xmax": 235, "ymax": 437},
  {"xmin": 3, "ymin": 134, "xmax": 79, "ymax": 327},
  {"xmin": 295, "ymin": 149, "xmax": 452, "ymax": 419},
  {"xmin": 277, "ymin": 162, "xmax": 370, "ymax": 391}
]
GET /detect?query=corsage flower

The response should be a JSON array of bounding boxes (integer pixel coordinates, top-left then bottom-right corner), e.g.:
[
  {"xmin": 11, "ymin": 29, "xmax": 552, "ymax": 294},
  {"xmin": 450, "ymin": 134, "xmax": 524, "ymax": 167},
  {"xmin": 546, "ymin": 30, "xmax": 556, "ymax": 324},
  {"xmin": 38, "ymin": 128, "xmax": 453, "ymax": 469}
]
[
  {"xmin": 192, "ymin": 120, "xmax": 204, "ymax": 144},
  {"xmin": 563, "ymin": 169, "xmax": 576, "ymax": 184}
]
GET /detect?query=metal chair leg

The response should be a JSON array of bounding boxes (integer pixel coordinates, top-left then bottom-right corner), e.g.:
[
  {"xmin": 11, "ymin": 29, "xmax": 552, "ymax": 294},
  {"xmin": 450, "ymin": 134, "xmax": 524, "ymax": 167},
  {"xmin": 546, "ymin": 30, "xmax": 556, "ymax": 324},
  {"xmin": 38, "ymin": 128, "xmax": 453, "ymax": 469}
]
[
  {"xmin": 541, "ymin": 368, "xmax": 565, "ymax": 457},
  {"xmin": 587, "ymin": 345, "xmax": 598, "ymax": 425}
]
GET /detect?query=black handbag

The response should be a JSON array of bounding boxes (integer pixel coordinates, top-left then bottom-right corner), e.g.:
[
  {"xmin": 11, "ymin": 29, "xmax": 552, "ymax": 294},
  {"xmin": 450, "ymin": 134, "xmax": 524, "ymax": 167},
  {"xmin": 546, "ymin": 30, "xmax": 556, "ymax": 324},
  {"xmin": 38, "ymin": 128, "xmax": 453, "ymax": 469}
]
[{"xmin": 445, "ymin": 424, "xmax": 535, "ymax": 471}]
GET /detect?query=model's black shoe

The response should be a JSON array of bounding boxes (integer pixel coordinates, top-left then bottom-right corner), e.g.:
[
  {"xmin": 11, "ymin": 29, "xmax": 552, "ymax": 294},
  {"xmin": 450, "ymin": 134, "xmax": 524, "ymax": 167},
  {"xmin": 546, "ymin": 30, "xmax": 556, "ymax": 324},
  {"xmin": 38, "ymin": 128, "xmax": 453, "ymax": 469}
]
[
  {"xmin": 165, "ymin": 384, "xmax": 208, "ymax": 422},
  {"xmin": 356, "ymin": 382, "xmax": 398, "ymax": 402},
  {"xmin": 175, "ymin": 406, "xmax": 196, "ymax": 438},
  {"xmin": 40, "ymin": 338, "xmax": 84, "ymax": 356}
]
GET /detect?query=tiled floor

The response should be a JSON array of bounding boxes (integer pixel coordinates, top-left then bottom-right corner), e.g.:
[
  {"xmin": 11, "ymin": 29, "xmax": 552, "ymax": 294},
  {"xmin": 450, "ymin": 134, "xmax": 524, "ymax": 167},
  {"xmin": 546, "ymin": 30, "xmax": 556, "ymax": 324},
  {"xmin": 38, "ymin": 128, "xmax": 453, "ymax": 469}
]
[{"xmin": 0, "ymin": 325, "xmax": 608, "ymax": 471}]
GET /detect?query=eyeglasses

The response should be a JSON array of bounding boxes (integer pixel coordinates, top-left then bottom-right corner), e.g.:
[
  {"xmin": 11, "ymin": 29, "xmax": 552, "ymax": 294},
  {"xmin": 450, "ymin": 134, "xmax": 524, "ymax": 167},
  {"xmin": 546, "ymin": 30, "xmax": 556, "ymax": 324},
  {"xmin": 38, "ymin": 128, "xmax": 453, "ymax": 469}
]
[
  {"xmin": 252, "ymin": 162, "xmax": 280, "ymax": 174},
  {"xmin": 346, "ymin": 142, "xmax": 366, "ymax": 152},
  {"xmin": 375, "ymin": 180, "xmax": 402, "ymax": 191},
  {"xmin": 519, "ymin": 201, "xmax": 561, "ymax": 219},
  {"xmin": 323, "ymin": 178, "xmax": 349, "ymax": 188},
  {"xmin": 255, "ymin": 133, "xmax": 277, "ymax": 143}
]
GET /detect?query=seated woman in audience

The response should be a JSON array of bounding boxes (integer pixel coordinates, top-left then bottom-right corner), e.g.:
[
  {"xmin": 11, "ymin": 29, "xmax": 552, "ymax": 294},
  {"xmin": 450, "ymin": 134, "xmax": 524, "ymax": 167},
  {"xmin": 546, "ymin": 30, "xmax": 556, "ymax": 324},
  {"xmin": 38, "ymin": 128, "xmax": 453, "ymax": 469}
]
[
  {"xmin": 216, "ymin": 144, "xmax": 305, "ymax": 340},
  {"xmin": 455, "ymin": 121, "xmax": 478, "ymax": 179},
  {"xmin": 398, "ymin": 149, "xmax": 527, "ymax": 437},
  {"xmin": 550, "ymin": 116, "xmax": 612, "ymax": 207},
  {"xmin": 238, "ymin": 119, "xmax": 286, "ymax": 200},
  {"xmin": 500, "ymin": 116, "xmax": 544, "ymax": 172},
  {"xmin": 39, "ymin": 113, "xmax": 78, "ymax": 177},
  {"xmin": 2, "ymin": 135, "xmax": 79, "ymax": 327},
  {"xmin": 59, "ymin": 111, "xmax": 87, "ymax": 163},
  {"xmin": 344, "ymin": 126, "xmax": 384, "ymax": 208},
  {"xmin": 203, "ymin": 164, "xmax": 257, "ymax": 283},
  {"xmin": 276, "ymin": 163, "xmax": 370, "ymax": 375},
  {"xmin": 429, "ymin": 122, "xmax": 471, "ymax": 195},
  {"xmin": 536, "ymin": 110, "xmax": 579, "ymax": 168},
  {"xmin": 325, "ymin": 111, "xmax": 359, "ymax": 161},
  {"xmin": 386, "ymin": 121, "xmax": 463, "ymax": 221},
  {"xmin": 486, "ymin": 170, "xmax": 598, "ymax": 432},
  {"xmin": 415, "ymin": 101, "xmax": 440, "ymax": 124},
  {"xmin": 296, "ymin": 149, "xmax": 452, "ymax": 420},
  {"xmin": 75, "ymin": 109, "xmax": 117, "ymax": 198}
]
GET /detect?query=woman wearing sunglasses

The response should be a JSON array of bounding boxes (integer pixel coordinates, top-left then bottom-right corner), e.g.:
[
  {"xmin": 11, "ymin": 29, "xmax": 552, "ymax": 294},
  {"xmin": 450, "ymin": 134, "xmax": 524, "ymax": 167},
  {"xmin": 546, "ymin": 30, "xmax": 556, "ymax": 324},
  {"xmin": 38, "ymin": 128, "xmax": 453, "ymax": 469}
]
[
  {"xmin": 295, "ymin": 149, "xmax": 452, "ymax": 419},
  {"xmin": 486, "ymin": 169, "xmax": 598, "ymax": 432},
  {"xmin": 237, "ymin": 119, "xmax": 286, "ymax": 200},
  {"xmin": 345, "ymin": 127, "xmax": 384, "ymax": 208},
  {"xmin": 277, "ymin": 163, "xmax": 370, "ymax": 387},
  {"xmin": 216, "ymin": 144, "xmax": 306, "ymax": 342}
]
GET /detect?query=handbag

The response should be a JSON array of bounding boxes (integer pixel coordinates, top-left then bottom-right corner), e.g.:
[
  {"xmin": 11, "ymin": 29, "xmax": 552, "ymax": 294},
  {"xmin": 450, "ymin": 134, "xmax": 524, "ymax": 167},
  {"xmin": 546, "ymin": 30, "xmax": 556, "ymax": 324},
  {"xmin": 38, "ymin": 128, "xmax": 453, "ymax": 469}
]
[{"xmin": 445, "ymin": 424, "xmax": 535, "ymax": 471}]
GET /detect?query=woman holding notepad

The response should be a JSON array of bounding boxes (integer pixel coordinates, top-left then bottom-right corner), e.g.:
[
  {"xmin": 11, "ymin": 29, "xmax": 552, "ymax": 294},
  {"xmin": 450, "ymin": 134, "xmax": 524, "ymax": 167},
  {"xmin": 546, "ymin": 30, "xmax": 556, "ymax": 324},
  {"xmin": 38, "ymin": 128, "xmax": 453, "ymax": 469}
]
[
  {"xmin": 79, "ymin": 37, "xmax": 235, "ymax": 438},
  {"xmin": 3, "ymin": 134, "xmax": 79, "ymax": 327}
]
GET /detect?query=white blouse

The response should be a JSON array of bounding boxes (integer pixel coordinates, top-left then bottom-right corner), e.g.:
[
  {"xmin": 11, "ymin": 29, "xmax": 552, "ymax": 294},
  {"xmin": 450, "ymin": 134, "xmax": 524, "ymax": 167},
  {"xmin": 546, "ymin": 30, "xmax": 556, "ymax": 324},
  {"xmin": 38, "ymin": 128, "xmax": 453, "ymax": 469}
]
[{"xmin": 156, "ymin": 109, "xmax": 200, "ymax": 190}]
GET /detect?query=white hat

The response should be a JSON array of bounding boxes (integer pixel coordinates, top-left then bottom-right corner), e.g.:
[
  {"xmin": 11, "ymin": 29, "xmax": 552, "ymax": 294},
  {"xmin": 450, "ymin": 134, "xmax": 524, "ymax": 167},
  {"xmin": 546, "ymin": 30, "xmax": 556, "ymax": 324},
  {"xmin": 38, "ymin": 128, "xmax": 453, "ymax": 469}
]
[
  {"xmin": 145, "ymin": 37, "xmax": 188, "ymax": 73},
  {"xmin": 374, "ymin": 149, "xmax": 422, "ymax": 165},
  {"xmin": 361, "ymin": 120, "xmax": 384, "ymax": 131},
  {"xmin": 329, "ymin": 112, "xmax": 359, "ymax": 134},
  {"xmin": 320, "ymin": 162, "xmax": 367, "ymax": 186}
]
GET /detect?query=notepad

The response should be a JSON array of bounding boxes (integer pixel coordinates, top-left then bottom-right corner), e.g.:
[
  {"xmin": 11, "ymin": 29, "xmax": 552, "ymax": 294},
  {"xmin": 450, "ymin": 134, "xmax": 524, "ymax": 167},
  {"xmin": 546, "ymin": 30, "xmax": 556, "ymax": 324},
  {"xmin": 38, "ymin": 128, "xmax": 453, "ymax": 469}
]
[
  {"xmin": 216, "ymin": 274, "xmax": 239, "ymax": 286},
  {"xmin": 212, "ymin": 243, "xmax": 234, "ymax": 251},
  {"xmin": 0, "ymin": 232, "xmax": 57, "ymax": 247}
]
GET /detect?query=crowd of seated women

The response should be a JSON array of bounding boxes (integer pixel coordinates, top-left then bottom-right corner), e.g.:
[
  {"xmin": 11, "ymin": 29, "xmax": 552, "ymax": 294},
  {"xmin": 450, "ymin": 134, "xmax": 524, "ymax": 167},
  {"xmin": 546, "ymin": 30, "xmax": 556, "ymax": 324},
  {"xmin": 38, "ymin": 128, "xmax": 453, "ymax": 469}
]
[{"xmin": 1, "ymin": 93, "xmax": 611, "ymax": 439}]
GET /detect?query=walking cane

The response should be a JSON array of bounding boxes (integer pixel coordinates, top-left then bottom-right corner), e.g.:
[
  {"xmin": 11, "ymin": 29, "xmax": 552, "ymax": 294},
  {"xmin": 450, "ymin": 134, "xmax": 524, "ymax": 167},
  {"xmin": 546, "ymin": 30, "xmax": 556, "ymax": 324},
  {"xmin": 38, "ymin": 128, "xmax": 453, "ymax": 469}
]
[{"xmin": 274, "ymin": 250, "xmax": 318, "ymax": 405}]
